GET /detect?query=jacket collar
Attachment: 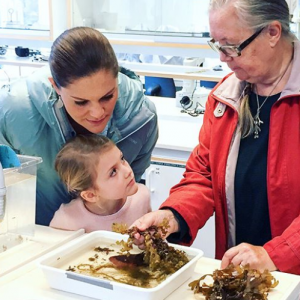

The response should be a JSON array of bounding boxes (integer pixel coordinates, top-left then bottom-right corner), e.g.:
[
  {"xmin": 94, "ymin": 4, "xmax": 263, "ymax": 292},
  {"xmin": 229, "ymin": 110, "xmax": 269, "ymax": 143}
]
[
  {"xmin": 25, "ymin": 66, "xmax": 153, "ymax": 143},
  {"xmin": 212, "ymin": 39, "xmax": 300, "ymax": 108}
]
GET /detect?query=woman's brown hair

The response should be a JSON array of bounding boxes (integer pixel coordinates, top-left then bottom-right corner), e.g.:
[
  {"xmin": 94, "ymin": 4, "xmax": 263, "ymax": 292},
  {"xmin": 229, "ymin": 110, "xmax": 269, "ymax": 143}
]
[{"xmin": 49, "ymin": 27, "xmax": 119, "ymax": 88}]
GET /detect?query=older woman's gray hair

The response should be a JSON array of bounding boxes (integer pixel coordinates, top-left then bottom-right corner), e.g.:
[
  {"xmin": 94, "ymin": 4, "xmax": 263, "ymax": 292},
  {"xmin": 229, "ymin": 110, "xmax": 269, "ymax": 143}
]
[
  {"xmin": 209, "ymin": 0, "xmax": 294, "ymax": 41},
  {"xmin": 209, "ymin": 0, "xmax": 296, "ymax": 137}
]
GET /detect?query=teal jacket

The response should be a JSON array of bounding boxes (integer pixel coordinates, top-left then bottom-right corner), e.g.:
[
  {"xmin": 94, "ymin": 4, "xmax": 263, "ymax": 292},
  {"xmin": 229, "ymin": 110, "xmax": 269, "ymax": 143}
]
[{"xmin": 0, "ymin": 66, "xmax": 158, "ymax": 225}]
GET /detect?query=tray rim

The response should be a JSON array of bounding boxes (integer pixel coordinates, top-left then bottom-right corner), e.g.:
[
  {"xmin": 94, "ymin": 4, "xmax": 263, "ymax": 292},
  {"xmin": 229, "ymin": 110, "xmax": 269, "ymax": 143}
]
[{"xmin": 37, "ymin": 230, "xmax": 203, "ymax": 292}]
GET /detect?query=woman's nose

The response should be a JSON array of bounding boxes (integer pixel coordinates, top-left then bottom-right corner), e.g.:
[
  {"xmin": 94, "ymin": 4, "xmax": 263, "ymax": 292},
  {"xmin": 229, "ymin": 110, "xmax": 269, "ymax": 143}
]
[
  {"xmin": 219, "ymin": 52, "xmax": 233, "ymax": 63},
  {"xmin": 89, "ymin": 103, "xmax": 104, "ymax": 119}
]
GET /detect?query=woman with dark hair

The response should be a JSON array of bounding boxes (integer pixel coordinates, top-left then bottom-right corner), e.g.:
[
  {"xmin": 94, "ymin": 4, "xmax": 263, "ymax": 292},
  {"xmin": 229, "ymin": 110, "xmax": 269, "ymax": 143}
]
[
  {"xmin": 132, "ymin": 0, "xmax": 300, "ymax": 275},
  {"xmin": 0, "ymin": 27, "xmax": 158, "ymax": 226}
]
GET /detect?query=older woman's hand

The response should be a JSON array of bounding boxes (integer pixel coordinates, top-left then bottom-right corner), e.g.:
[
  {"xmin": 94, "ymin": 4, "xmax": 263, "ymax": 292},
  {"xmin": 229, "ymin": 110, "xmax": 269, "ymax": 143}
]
[
  {"xmin": 130, "ymin": 209, "xmax": 179, "ymax": 249},
  {"xmin": 221, "ymin": 243, "xmax": 277, "ymax": 272}
]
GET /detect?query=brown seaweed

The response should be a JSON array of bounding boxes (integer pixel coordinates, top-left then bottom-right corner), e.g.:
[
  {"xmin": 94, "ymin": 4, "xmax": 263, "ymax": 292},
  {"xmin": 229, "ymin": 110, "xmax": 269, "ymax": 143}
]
[
  {"xmin": 189, "ymin": 263, "xmax": 279, "ymax": 300},
  {"xmin": 65, "ymin": 219, "xmax": 190, "ymax": 288},
  {"xmin": 112, "ymin": 218, "xmax": 189, "ymax": 273}
]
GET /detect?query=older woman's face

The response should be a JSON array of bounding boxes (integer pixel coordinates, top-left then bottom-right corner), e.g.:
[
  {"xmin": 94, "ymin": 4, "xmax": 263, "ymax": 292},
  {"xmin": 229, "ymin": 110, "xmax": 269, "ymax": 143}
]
[
  {"xmin": 55, "ymin": 70, "xmax": 118, "ymax": 134},
  {"xmin": 209, "ymin": 5, "xmax": 270, "ymax": 83}
]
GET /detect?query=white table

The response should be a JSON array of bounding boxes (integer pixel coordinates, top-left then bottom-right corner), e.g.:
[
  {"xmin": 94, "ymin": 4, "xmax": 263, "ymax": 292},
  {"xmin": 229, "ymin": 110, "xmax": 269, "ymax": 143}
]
[
  {"xmin": 168, "ymin": 258, "xmax": 300, "ymax": 300},
  {"xmin": 0, "ymin": 226, "xmax": 84, "ymax": 279},
  {"xmin": 0, "ymin": 256, "xmax": 299, "ymax": 300},
  {"xmin": 119, "ymin": 60, "xmax": 229, "ymax": 81},
  {"xmin": 0, "ymin": 51, "xmax": 48, "ymax": 76}
]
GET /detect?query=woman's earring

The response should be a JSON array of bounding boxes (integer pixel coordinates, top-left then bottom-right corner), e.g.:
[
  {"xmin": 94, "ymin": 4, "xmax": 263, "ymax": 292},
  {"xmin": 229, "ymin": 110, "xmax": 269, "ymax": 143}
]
[{"xmin": 57, "ymin": 95, "xmax": 64, "ymax": 108}]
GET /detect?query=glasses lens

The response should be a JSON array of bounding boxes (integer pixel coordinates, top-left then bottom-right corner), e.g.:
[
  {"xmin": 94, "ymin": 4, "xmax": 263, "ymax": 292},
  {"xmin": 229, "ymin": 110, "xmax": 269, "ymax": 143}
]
[
  {"xmin": 207, "ymin": 40, "xmax": 220, "ymax": 52},
  {"xmin": 208, "ymin": 40, "xmax": 240, "ymax": 57},
  {"xmin": 220, "ymin": 46, "xmax": 240, "ymax": 57}
]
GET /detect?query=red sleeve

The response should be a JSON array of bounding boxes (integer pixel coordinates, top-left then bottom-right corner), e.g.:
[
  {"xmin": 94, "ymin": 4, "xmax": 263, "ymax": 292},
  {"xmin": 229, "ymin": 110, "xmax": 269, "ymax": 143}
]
[
  {"xmin": 264, "ymin": 216, "xmax": 300, "ymax": 274},
  {"xmin": 160, "ymin": 94, "xmax": 216, "ymax": 245}
]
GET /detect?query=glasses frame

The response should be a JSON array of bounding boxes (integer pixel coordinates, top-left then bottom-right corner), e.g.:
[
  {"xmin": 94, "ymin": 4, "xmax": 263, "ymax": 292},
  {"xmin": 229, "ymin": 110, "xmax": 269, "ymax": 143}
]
[{"xmin": 208, "ymin": 27, "xmax": 265, "ymax": 57}]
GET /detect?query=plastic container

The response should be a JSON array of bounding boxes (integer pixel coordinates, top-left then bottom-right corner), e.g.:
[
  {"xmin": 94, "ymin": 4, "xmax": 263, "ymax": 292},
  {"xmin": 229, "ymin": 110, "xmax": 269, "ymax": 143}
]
[
  {"xmin": 0, "ymin": 155, "xmax": 42, "ymax": 241},
  {"xmin": 38, "ymin": 231, "xmax": 203, "ymax": 300}
]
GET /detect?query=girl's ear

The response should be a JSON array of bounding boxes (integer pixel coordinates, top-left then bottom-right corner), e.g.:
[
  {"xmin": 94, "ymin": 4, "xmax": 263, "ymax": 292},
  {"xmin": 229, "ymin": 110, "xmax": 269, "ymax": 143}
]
[{"xmin": 80, "ymin": 190, "xmax": 97, "ymax": 203}]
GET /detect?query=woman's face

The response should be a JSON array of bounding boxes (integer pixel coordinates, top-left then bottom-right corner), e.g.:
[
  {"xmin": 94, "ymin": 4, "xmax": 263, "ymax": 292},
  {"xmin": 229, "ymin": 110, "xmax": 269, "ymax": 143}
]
[
  {"xmin": 209, "ymin": 5, "xmax": 271, "ymax": 83},
  {"xmin": 92, "ymin": 146, "xmax": 138, "ymax": 202},
  {"xmin": 53, "ymin": 69, "xmax": 118, "ymax": 134}
]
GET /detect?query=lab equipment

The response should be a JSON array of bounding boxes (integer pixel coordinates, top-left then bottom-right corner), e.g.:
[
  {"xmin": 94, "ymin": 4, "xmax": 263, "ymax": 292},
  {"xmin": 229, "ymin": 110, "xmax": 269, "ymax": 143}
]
[
  {"xmin": 0, "ymin": 151, "xmax": 42, "ymax": 253},
  {"xmin": 0, "ymin": 145, "xmax": 20, "ymax": 221},
  {"xmin": 175, "ymin": 57, "xmax": 207, "ymax": 110}
]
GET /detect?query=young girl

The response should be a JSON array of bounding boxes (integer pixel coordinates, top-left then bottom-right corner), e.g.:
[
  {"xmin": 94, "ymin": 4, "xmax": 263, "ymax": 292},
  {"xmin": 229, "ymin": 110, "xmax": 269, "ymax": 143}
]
[{"xmin": 50, "ymin": 135, "xmax": 151, "ymax": 232}]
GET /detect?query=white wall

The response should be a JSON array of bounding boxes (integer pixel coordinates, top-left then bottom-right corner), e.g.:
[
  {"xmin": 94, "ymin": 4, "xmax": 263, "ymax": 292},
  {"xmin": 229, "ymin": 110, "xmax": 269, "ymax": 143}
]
[{"xmin": 104, "ymin": 0, "xmax": 210, "ymax": 33}]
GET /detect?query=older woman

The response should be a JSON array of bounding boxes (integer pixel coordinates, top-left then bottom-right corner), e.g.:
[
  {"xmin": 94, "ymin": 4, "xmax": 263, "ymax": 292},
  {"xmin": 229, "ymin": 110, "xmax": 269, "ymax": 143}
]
[
  {"xmin": 132, "ymin": 0, "xmax": 300, "ymax": 274},
  {"xmin": 0, "ymin": 27, "xmax": 158, "ymax": 226}
]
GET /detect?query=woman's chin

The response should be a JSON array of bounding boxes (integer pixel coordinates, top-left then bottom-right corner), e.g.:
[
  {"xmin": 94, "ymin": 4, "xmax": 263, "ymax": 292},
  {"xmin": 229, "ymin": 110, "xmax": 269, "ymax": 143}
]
[
  {"xmin": 83, "ymin": 118, "xmax": 108, "ymax": 134},
  {"xmin": 232, "ymin": 69, "xmax": 250, "ymax": 82},
  {"xmin": 85, "ymin": 125, "xmax": 106, "ymax": 135}
]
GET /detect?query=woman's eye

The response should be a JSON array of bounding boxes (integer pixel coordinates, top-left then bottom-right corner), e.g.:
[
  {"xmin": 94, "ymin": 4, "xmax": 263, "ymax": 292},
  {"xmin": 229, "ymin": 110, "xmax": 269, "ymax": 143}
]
[
  {"xmin": 74, "ymin": 100, "xmax": 88, "ymax": 106},
  {"xmin": 101, "ymin": 94, "xmax": 113, "ymax": 102}
]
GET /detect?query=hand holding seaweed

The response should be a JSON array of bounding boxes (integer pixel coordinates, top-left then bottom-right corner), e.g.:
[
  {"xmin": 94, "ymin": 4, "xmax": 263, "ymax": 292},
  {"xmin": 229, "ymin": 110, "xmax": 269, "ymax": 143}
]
[{"xmin": 112, "ymin": 218, "xmax": 189, "ymax": 273}]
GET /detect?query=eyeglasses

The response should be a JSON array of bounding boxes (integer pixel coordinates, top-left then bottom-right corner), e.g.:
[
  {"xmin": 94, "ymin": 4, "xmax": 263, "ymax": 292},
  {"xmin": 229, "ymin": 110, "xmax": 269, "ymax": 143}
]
[{"xmin": 208, "ymin": 27, "xmax": 264, "ymax": 57}]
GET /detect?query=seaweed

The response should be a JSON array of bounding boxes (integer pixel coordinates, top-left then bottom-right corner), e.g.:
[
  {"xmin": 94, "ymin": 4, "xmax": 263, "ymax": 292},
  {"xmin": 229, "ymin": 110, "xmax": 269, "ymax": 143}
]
[
  {"xmin": 65, "ymin": 219, "xmax": 190, "ymax": 288},
  {"xmin": 189, "ymin": 263, "xmax": 279, "ymax": 300},
  {"xmin": 112, "ymin": 218, "xmax": 189, "ymax": 273}
]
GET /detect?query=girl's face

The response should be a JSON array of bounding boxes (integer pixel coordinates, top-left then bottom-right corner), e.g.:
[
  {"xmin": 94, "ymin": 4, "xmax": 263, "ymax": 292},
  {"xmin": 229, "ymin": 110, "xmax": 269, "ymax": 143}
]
[
  {"xmin": 51, "ymin": 69, "xmax": 118, "ymax": 134},
  {"xmin": 90, "ymin": 145, "xmax": 138, "ymax": 204}
]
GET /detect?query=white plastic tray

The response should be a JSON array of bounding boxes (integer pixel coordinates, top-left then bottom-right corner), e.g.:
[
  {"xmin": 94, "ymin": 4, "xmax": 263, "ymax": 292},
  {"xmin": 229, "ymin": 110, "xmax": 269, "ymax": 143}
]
[{"xmin": 37, "ymin": 230, "xmax": 203, "ymax": 300}]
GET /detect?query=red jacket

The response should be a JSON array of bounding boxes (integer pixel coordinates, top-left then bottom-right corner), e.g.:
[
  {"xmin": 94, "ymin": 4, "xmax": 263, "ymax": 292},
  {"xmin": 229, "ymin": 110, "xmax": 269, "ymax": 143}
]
[{"xmin": 161, "ymin": 42, "xmax": 300, "ymax": 274}]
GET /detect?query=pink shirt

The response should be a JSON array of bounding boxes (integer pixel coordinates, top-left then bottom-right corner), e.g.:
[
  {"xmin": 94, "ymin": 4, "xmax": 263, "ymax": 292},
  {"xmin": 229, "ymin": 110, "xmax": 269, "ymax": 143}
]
[{"xmin": 50, "ymin": 184, "xmax": 151, "ymax": 233}]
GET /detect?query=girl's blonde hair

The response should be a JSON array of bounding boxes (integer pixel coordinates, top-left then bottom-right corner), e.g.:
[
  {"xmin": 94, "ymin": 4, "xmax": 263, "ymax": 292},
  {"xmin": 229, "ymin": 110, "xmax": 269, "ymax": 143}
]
[{"xmin": 55, "ymin": 135, "xmax": 114, "ymax": 197}]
